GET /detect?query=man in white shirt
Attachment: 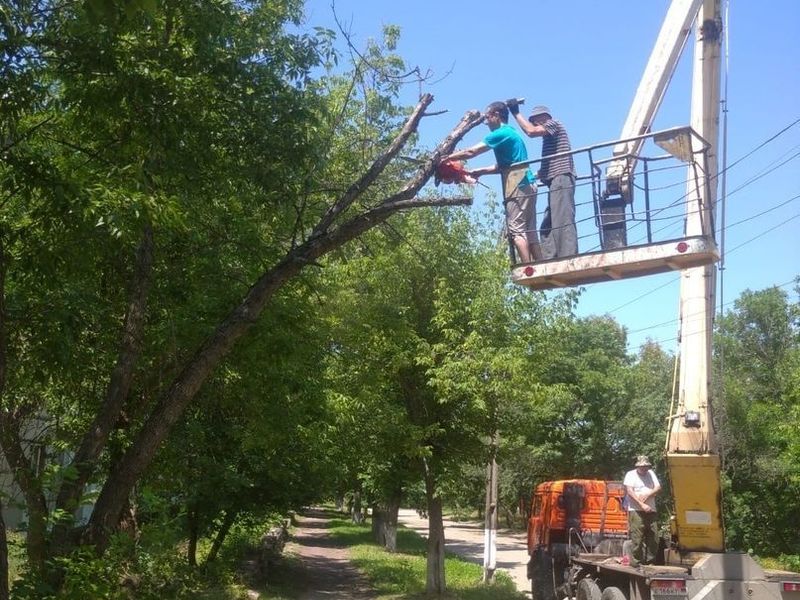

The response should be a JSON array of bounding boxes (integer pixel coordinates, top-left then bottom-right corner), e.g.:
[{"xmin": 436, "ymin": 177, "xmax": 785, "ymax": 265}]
[{"xmin": 623, "ymin": 455, "xmax": 662, "ymax": 566}]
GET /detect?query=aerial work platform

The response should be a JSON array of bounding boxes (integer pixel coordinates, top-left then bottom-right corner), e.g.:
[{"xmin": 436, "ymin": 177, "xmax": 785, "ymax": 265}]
[
  {"xmin": 511, "ymin": 235, "xmax": 718, "ymax": 290},
  {"xmin": 507, "ymin": 126, "xmax": 719, "ymax": 291}
]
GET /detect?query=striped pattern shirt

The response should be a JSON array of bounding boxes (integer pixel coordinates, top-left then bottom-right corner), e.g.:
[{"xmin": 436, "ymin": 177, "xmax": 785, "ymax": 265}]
[{"xmin": 539, "ymin": 118, "xmax": 576, "ymax": 184}]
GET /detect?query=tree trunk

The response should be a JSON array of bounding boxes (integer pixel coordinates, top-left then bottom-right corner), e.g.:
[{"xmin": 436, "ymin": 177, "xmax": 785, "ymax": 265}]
[
  {"xmin": 0, "ymin": 496, "xmax": 8, "ymax": 600},
  {"xmin": 371, "ymin": 494, "xmax": 400, "ymax": 551},
  {"xmin": 117, "ymin": 497, "xmax": 140, "ymax": 547},
  {"xmin": 83, "ymin": 98, "xmax": 480, "ymax": 552},
  {"xmin": 424, "ymin": 463, "xmax": 446, "ymax": 595},
  {"xmin": 383, "ymin": 495, "xmax": 401, "ymax": 553},
  {"xmin": 0, "ymin": 235, "xmax": 10, "ymax": 600},
  {"xmin": 24, "ymin": 498, "xmax": 48, "ymax": 579},
  {"xmin": 520, "ymin": 490, "xmax": 531, "ymax": 521},
  {"xmin": 351, "ymin": 490, "xmax": 364, "ymax": 524},
  {"xmin": 371, "ymin": 505, "xmax": 385, "ymax": 545},
  {"xmin": 187, "ymin": 505, "xmax": 199, "ymax": 567},
  {"xmin": 483, "ymin": 433, "xmax": 498, "ymax": 583},
  {"xmin": 51, "ymin": 224, "xmax": 153, "ymax": 554},
  {"xmin": 0, "ymin": 421, "xmax": 48, "ymax": 577},
  {"xmin": 205, "ymin": 510, "xmax": 237, "ymax": 564}
]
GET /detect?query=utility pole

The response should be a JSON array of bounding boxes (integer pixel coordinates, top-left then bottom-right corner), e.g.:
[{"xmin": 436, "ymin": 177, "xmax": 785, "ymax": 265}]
[{"xmin": 483, "ymin": 430, "xmax": 498, "ymax": 583}]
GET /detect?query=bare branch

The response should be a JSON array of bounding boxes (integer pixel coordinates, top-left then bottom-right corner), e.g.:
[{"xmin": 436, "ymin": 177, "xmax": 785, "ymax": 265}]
[
  {"xmin": 314, "ymin": 93, "xmax": 436, "ymax": 234},
  {"xmin": 381, "ymin": 195, "xmax": 473, "ymax": 212},
  {"xmin": 393, "ymin": 107, "xmax": 483, "ymax": 194},
  {"xmin": 331, "ymin": 5, "xmax": 434, "ymax": 85}
]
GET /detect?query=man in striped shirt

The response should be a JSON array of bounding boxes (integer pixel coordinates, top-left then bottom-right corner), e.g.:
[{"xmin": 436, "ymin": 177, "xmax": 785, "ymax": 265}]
[{"xmin": 507, "ymin": 101, "xmax": 578, "ymax": 259}]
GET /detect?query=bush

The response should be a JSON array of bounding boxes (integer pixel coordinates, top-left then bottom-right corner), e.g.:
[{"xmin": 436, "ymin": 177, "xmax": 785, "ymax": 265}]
[
  {"xmin": 11, "ymin": 536, "xmax": 205, "ymax": 600},
  {"xmin": 9, "ymin": 514, "xmax": 286, "ymax": 599}
]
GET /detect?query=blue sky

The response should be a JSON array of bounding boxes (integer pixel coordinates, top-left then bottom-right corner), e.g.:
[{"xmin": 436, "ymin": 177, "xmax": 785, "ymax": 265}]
[{"xmin": 301, "ymin": 0, "xmax": 800, "ymax": 353}]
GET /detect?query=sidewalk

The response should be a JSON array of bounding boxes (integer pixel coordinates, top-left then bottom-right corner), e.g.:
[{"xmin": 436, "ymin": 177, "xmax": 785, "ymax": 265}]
[{"xmin": 397, "ymin": 509, "xmax": 530, "ymax": 595}]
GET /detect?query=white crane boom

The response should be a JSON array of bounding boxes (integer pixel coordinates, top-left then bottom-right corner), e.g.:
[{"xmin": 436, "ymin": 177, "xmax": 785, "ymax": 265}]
[{"xmin": 606, "ymin": 0, "xmax": 705, "ymax": 200}]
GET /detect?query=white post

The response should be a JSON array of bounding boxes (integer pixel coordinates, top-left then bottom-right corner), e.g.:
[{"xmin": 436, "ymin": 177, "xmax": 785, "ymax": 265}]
[{"xmin": 483, "ymin": 433, "xmax": 498, "ymax": 582}]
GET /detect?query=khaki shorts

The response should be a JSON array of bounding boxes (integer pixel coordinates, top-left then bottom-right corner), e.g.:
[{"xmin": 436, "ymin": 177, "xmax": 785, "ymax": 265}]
[{"xmin": 504, "ymin": 182, "xmax": 537, "ymax": 237}]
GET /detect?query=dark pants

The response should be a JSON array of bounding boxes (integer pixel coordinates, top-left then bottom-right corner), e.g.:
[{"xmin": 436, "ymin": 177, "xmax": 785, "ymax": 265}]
[
  {"xmin": 540, "ymin": 173, "xmax": 577, "ymax": 259},
  {"xmin": 628, "ymin": 510, "xmax": 659, "ymax": 566}
]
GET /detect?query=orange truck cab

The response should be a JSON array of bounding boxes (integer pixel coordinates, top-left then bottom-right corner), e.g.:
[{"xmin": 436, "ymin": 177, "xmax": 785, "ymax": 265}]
[
  {"xmin": 527, "ymin": 479, "xmax": 629, "ymax": 600},
  {"xmin": 528, "ymin": 479, "xmax": 628, "ymax": 554}
]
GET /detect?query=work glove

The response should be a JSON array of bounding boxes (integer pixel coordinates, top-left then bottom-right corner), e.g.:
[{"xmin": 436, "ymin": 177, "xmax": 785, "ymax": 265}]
[{"xmin": 505, "ymin": 98, "xmax": 520, "ymax": 115}]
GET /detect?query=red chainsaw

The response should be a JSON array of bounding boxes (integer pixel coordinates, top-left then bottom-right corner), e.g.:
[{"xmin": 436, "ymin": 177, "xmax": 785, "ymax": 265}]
[{"xmin": 434, "ymin": 159, "xmax": 479, "ymax": 186}]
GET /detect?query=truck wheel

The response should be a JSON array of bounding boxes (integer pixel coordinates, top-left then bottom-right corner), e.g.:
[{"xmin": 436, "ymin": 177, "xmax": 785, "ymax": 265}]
[
  {"xmin": 601, "ymin": 586, "xmax": 627, "ymax": 600},
  {"xmin": 577, "ymin": 578, "xmax": 602, "ymax": 600},
  {"xmin": 530, "ymin": 548, "xmax": 555, "ymax": 600}
]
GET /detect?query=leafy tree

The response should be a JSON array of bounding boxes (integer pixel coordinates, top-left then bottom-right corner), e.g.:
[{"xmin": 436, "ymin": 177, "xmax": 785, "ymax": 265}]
[
  {"xmin": 492, "ymin": 321, "xmax": 672, "ymax": 525},
  {"xmin": 714, "ymin": 284, "xmax": 800, "ymax": 554},
  {"xmin": 150, "ymin": 294, "xmax": 335, "ymax": 566},
  {"xmin": 0, "ymin": 0, "xmax": 480, "ymax": 591},
  {"xmin": 319, "ymin": 193, "xmax": 594, "ymax": 592}
]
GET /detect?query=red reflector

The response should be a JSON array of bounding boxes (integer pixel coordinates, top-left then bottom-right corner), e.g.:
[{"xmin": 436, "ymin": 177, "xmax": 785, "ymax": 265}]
[
  {"xmin": 651, "ymin": 579, "xmax": 687, "ymax": 593},
  {"xmin": 676, "ymin": 242, "xmax": 689, "ymax": 253},
  {"xmin": 524, "ymin": 266, "xmax": 535, "ymax": 276},
  {"xmin": 784, "ymin": 582, "xmax": 800, "ymax": 592}
]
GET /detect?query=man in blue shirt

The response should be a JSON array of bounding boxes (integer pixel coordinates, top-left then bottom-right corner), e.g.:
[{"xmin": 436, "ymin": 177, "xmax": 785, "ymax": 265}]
[{"xmin": 441, "ymin": 101, "xmax": 540, "ymax": 263}]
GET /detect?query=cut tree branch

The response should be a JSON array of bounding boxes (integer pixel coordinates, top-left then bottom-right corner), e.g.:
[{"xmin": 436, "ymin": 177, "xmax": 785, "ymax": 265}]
[
  {"xmin": 315, "ymin": 93, "xmax": 435, "ymax": 235},
  {"xmin": 83, "ymin": 102, "xmax": 484, "ymax": 549}
]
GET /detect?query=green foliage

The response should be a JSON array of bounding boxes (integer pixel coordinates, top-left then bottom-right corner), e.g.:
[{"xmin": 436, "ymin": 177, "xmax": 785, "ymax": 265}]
[
  {"xmin": 1, "ymin": 0, "xmax": 334, "ymax": 586},
  {"xmin": 6, "ymin": 530, "xmax": 26, "ymax": 585},
  {"xmin": 776, "ymin": 555, "xmax": 800, "ymax": 572},
  {"xmin": 2, "ymin": 0, "xmax": 457, "ymax": 588},
  {"xmin": 9, "ymin": 510, "xmax": 282, "ymax": 599},
  {"xmin": 714, "ymin": 284, "xmax": 800, "ymax": 555},
  {"xmin": 3, "ymin": 0, "xmax": 795, "ymax": 594},
  {"xmin": 319, "ymin": 208, "xmax": 489, "ymax": 507},
  {"xmin": 145, "ymin": 285, "xmax": 336, "ymax": 552}
]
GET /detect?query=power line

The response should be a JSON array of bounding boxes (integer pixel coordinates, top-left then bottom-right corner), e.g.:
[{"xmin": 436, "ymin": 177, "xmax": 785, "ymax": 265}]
[
  {"xmin": 604, "ymin": 190, "xmax": 800, "ymax": 316},
  {"xmin": 639, "ymin": 181, "xmax": 800, "ymax": 246},
  {"xmin": 724, "ymin": 192, "xmax": 800, "ymax": 230},
  {"xmin": 586, "ymin": 114, "xmax": 800, "ymax": 302},
  {"xmin": 606, "ymin": 276, "xmax": 679, "ymax": 315},
  {"xmin": 625, "ymin": 278, "xmax": 798, "ymax": 337},
  {"xmin": 544, "ymin": 118, "xmax": 800, "ymax": 253},
  {"xmin": 725, "ymin": 211, "xmax": 800, "ymax": 254},
  {"xmin": 718, "ymin": 117, "xmax": 800, "ymax": 177},
  {"xmin": 723, "ymin": 147, "xmax": 800, "ymax": 199}
]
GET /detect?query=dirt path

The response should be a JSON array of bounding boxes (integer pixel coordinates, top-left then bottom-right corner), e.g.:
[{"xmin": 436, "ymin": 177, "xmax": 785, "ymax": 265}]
[
  {"xmin": 397, "ymin": 509, "xmax": 531, "ymax": 596},
  {"xmin": 285, "ymin": 508, "xmax": 375, "ymax": 599},
  {"xmin": 282, "ymin": 508, "xmax": 530, "ymax": 598}
]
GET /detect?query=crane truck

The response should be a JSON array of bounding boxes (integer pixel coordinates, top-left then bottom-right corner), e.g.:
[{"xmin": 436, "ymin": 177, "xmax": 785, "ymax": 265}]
[{"xmin": 514, "ymin": 1, "xmax": 800, "ymax": 600}]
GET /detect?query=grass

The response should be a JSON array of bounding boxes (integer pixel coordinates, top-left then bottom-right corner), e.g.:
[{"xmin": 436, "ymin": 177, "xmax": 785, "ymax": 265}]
[
  {"xmin": 327, "ymin": 515, "xmax": 527, "ymax": 599},
  {"xmin": 757, "ymin": 554, "xmax": 800, "ymax": 573}
]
